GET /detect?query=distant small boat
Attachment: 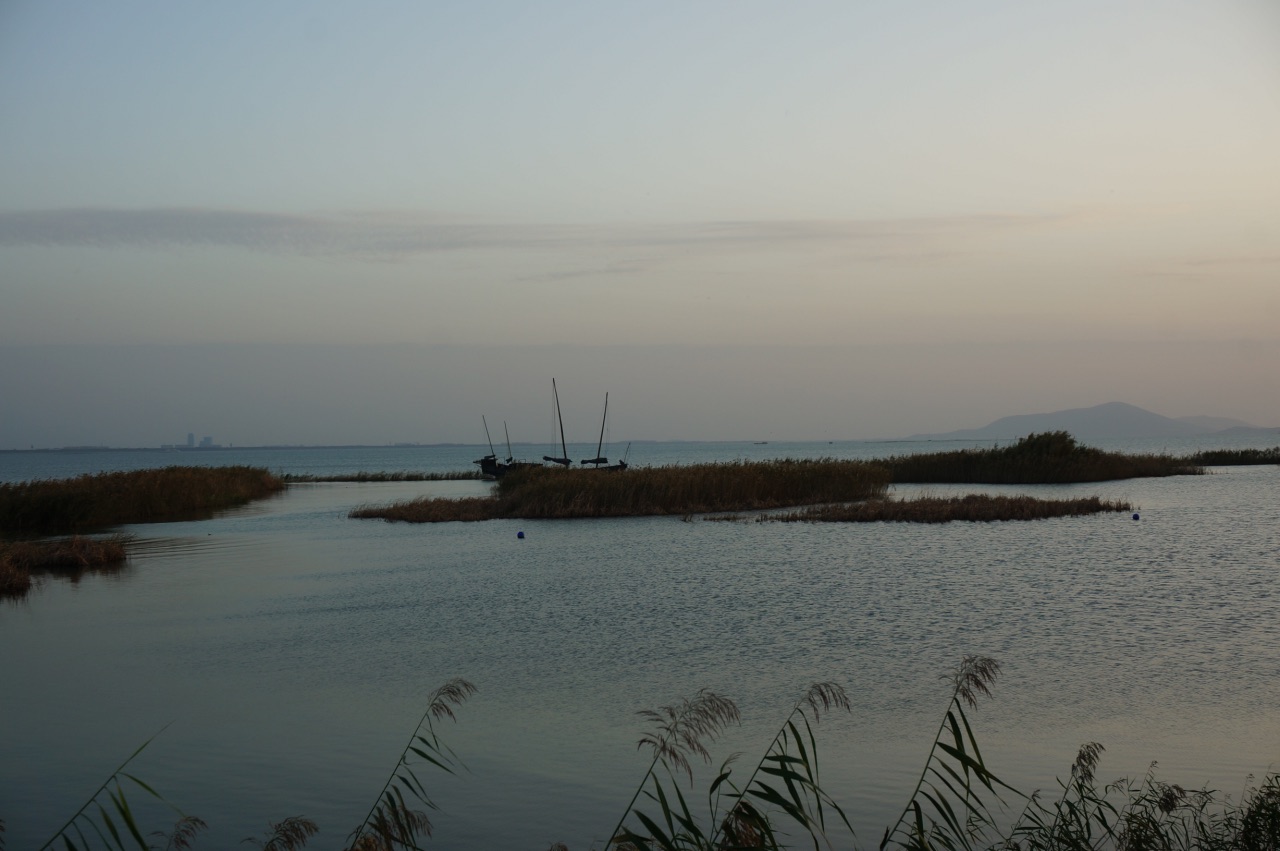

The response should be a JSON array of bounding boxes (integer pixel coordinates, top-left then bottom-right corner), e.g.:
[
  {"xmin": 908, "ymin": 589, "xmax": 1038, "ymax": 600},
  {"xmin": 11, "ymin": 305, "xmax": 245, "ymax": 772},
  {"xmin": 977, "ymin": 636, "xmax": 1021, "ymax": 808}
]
[
  {"xmin": 474, "ymin": 416, "xmax": 538, "ymax": 478},
  {"xmin": 539, "ymin": 378, "xmax": 628, "ymax": 471},
  {"xmin": 542, "ymin": 378, "xmax": 572, "ymax": 468},
  {"xmin": 581, "ymin": 392, "xmax": 627, "ymax": 471}
]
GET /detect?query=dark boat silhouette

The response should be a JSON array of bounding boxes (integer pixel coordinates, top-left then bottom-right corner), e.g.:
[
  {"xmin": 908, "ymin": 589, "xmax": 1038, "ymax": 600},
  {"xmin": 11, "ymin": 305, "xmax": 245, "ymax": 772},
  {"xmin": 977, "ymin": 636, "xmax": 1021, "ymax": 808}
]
[
  {"xmin": 474, "ymin": 416, "xmax": 539, "ymax": 478},
  {"xmin": 541, "ymin": 378, "xmax": 628, "ymax": 471},
  {"xmin": 581, "ymin": 391, "xmax": 627, "ymax": 471},
  {"xmin": 542, "ymin": 378, "xmax": 572, "ymax": 468}
]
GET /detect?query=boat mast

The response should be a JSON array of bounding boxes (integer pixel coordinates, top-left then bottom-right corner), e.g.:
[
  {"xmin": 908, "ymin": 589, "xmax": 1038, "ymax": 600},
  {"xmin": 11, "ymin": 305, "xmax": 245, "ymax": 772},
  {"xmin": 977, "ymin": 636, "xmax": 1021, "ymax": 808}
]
[
  {"xmin": 503, "ymin": 421, "xmax": 514, "ymax": 463},
  {"xmin": 582, "ymin": 393, "xmax": 609, "ymax": 466},
  {"xmin": 597, "ymin": 393, "xmax": 608, "ymax": 461},
  {"xmin": 542, "ymin": 378, "xmax": 572, "ymax": 467},
  {"xmin": 555, "ymin": 379, "xmax": 568, "ymax": 461},
  {"xmin": 482, "ymin": 415, "xmax": 496, "ymax": 458}
]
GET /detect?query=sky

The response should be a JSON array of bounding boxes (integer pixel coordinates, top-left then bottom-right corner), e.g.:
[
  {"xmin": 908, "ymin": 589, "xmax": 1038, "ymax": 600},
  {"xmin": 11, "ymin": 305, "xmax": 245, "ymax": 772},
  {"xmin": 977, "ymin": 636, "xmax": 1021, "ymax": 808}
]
[{"xmin": 2, "ymin": 1, "xmax": 1279, "ymax": 448}]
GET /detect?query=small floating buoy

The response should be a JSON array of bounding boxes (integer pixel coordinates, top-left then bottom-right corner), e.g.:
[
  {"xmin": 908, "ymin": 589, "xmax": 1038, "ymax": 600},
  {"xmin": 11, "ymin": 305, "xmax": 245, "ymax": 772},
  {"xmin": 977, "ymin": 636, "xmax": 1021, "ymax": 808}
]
[
  {"xmin": 1132, "ymin": 513, "xmax": 1140, "ymax": 521},
  {"xmin": 517, "ymin": 530, "xmax": 525, "ymax": 539}
]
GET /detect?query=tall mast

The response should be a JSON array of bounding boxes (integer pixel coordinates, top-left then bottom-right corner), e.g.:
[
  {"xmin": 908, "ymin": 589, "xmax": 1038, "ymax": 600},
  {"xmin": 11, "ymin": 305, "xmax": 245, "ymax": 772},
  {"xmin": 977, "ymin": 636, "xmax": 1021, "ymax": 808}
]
[
  {"xmin": 555, "ymin": 378, "xmax": 567, "ymax": 461},
  {"xmin": 504, "ymin": 421, "xmax": 514, "ymax": 463},
  {"xmin": 482, "ymin": 415, "xmax": 496, "ymax": 457},
  {"xmin": 582, "ymin": 392, "xmax": 609, "ymax": 466},
  {"xmin": 595, "ymin": 393, "xmax": 608, "ymax": 461},
  {"xmin": 542, "ymin": 378, "xmax": 572, "ymax": 467}
]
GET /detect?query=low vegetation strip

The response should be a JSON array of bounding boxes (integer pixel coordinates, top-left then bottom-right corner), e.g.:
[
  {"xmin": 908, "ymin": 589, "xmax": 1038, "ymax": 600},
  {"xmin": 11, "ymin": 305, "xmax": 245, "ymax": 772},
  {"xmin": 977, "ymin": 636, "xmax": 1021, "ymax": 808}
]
[
  {"xmin": 283, "ymin": 470, "xmax": 482, "ymax": 482},
  {"xmin": 347, "ymin": 435, "xmax": 1191, "ymax": 524},
  {"xmin": 0, "ymin": 466, "xmax": 286, "ymax": 535},
  {"xmin": 351, "ymin": 459, "xmax": 891, "ymax": 522},
  {"xmin": 0, "ymin": 534, "xmax": 131, "ymax": 599},
  {"xmin": 351, "ymin": 495, "xmax": 502, "ymax": 523},
  {"xmin": 1188, "ymin": 447, "xmax": 1280, "ymax": 465},
  {"xmin": 498, "ymin": 459, "xmax": 891, "ymax": 518},
  {"xmin": 881, "ymin": 431, "xmax": 1202, "ymax": 484},
  {"xmin": 771, "ymin": 494, "xmax": 1133, "ymax": 524}
]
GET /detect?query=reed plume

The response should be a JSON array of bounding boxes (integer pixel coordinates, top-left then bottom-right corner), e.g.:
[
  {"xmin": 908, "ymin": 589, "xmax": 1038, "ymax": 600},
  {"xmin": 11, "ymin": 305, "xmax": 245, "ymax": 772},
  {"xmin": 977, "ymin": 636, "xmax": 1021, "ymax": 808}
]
[
  {"xmin": 244, "ymin": 816, "xmax": 318, "ymax": 851},
  {"xmin": 345, "ymin": 677, "xmax": 477, "ymax": 851},
  {"xmin": 608, "ymin": 690, "xmax": 741, "ymax": 849},
  {"xmin": 705, "ymin": 682, "xmax": 855, "ymax": 851},
  {"xmin": 881, "ymin": 656, "xmax": 1015, "ymax": 851}
]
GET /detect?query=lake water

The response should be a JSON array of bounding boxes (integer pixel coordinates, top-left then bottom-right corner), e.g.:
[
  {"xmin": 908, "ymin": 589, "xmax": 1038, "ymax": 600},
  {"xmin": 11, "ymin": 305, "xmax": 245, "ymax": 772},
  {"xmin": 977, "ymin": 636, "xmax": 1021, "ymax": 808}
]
[{"xmin": 2, "ymin": 437, "xmax": 1279, "ymax": 849}]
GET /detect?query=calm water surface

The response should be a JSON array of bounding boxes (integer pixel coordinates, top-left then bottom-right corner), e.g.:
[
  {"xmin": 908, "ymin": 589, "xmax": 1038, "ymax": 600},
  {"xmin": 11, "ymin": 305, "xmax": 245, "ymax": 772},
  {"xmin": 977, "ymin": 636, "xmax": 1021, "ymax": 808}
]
[{"xmin": 2, "ymin": 440, "xmax": 1278, "ymax": 849}]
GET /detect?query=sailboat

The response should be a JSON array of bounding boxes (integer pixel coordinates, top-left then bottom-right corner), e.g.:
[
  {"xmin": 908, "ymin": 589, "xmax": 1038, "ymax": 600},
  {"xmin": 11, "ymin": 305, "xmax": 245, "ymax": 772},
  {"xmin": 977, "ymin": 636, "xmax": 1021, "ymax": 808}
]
[
  {"xmin": 581, "ymin": 392, "xmax": 627, "ymax": 471},
  {"xmin": 473, "ymin": 415, "xmax": 502, "ymax": 477},
  {"xmin": 474, "ymin": 416, "xmax": 538, "ymax": 478},
  {"xmin": 542, "ymin": 378, "xmax": 572, "ymax": 468},
  {"xmin": 540, "ymin": 378, "xmax": 629, "ymax": 471}
]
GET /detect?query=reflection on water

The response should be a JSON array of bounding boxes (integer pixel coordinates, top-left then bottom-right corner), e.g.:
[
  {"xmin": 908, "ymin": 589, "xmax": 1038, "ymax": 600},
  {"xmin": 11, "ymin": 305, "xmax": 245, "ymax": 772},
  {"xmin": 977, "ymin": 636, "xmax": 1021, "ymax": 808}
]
[{"xmin": 1, "ymin": 452, "xmax": 1278, "ymax": 849}]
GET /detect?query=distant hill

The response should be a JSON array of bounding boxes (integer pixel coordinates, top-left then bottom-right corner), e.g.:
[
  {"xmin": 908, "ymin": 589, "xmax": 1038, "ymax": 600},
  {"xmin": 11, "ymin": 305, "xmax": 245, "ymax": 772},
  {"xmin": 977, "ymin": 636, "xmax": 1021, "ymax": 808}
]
[{"xmin": 910, "ymin": 402, "xmax": 1265, "ymax": 440}]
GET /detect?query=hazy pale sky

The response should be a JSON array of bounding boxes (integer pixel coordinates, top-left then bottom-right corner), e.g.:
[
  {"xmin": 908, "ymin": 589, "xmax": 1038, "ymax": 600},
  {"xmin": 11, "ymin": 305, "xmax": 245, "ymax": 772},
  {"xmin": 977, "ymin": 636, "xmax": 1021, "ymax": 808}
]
[{"xmin": 2, "ymin": 1, "xmax": 1278, "ymax": 447}]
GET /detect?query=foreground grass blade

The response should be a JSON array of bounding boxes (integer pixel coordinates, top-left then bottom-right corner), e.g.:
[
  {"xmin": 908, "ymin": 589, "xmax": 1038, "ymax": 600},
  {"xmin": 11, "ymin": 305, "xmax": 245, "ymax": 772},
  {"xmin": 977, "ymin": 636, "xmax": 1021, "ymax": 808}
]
[
  {"xmin": 346, "ymin": 678, "xmax": 476, "ymax": 850},
  {"xmin": 712, "ymin": 683, "xmax": 854, "ymax": 851},
  {"xmin": 882, "ymin": 657, "xmax": 1015, "ymax": 851},
  {"xmin": 38, "ymin": 728, "xmax": 177, "ymax": 851},
  {"xmin": 608, "ymin": 689, "xmax": 740, "ymax": 848}
]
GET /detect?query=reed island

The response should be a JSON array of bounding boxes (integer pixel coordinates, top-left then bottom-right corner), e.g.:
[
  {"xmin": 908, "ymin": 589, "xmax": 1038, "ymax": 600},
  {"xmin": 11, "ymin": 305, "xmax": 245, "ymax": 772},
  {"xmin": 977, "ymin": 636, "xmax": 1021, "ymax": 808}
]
[
  {"xmin": 350, "ymin": 432, "xmax": 1180, "ymax": 524},
  {"xmin": 1, "ymin": 465, "xmax": 285, "ymax": 598}
]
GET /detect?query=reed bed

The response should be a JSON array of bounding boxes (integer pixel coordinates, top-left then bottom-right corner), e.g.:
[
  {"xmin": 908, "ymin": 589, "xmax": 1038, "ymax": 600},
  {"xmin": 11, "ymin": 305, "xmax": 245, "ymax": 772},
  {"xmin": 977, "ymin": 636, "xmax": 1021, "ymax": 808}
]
[
  {"xmin": 1188, "ymin": 447, "xmax": 1280, "ymax": 466},
  {"xmin": 771, "ymin": 494, "xmax": 1133, "ymax": 524},
  {"xmin": 351, "ymin": 459, "xmax": 891, "ymax": 522},
  {"xmin": 0, "ymin": 466, "xmax": 285, "ymax": 535},
  {"xmin": 0, "ymin": 534, "xmax": 131, "ymax": 599},
  {"xmin": 283, "ymin": 470, "xmax": 482, "ymax": 482},
  {"xmin": 882, "ymin": 431, "xmax": 1202, "ymax": 484},
  {"xmin": 0, "ymin": 558, "xmax": 32, "ymax": 597},
  {"xmin": 497, "ymin": 459, "xmax": 890, "ymax": 518},
  {"xmin": 350, "ymin": 495, "xmax": 502, "ymax": 523},
  {"xmin": 347, "ymin": 437, "xmax": 1179, "ymax": 524}
]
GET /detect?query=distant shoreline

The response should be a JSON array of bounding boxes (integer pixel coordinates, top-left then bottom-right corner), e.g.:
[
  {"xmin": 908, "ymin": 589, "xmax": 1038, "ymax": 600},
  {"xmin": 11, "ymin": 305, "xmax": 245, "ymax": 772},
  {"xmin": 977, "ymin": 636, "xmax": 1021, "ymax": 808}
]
[
  {"xmin": 0, "ymin": 444, "xmax": 479, "ymax": 453},
  {"xmin": 0, "ymin": 439, "xmax": 904, "ymax": 453}
]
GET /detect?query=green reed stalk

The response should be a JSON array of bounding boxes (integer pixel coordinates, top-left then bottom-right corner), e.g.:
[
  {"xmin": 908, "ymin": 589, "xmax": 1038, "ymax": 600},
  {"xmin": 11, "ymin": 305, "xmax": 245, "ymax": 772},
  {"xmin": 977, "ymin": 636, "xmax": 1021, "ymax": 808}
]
[
  {"xmin": 881, "ymin": 656, "xmax": 1016, "ymax": 851},
  {"xmin": 606, "ymin": 690, "xmax": 740, "ymax": 849},
  {"xmin": 707, "ymin": 682, "xmax": 854, "ymax": 851},
  {"xmin": 38, "ymin": 727, "xmax": 174, "ymax": 851},
  {"xmin": 346, "ymin": 678, "xmax": 476, "ymax": 851}
]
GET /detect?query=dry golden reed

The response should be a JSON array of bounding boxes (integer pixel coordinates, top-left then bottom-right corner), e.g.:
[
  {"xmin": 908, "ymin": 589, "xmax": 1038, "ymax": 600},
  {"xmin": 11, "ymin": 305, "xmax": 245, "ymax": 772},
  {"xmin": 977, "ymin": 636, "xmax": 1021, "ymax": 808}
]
[
  {"xmin": 0, "ymin": 466, "xmax": 285, "ymax": 535},
  {"xmin": 283, "ymin": 470, "xmax": 483, "ymax": 483},
  {"xmin": 881, "ymin": 431, "xmax": 1201, "ymax": 484},
  {"xmin": 0, "ymin": 534, "xmax": 131, "ymax": 599},
  {"xmin": 351, "ymin": 459, "xmax": 891, "ymax": 523},
  {"xmin": 772, "ymin": 494, "xmax": 1133, "ymax": 524}
]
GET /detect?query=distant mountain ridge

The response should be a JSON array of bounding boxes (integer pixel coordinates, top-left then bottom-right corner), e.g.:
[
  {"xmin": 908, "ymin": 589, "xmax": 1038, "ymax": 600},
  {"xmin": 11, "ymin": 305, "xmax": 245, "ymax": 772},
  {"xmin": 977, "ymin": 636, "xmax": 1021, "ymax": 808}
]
[{"xmin": 910, "ymin": 402, "xmax": 1269, "ymax": 440}]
